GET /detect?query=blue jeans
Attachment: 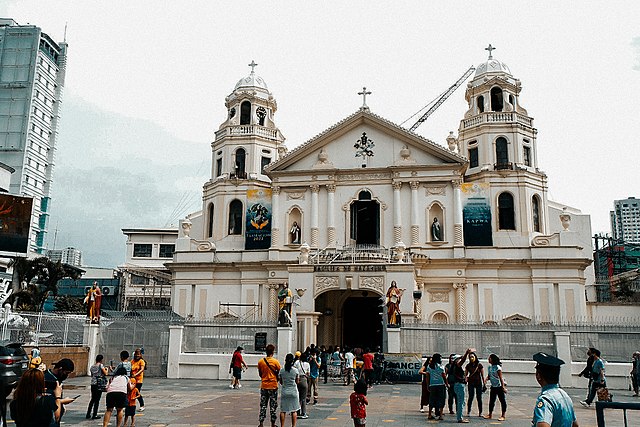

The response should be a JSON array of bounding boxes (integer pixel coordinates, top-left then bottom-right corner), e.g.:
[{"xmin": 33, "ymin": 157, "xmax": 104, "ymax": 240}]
[{"xmin": 454, "ymin": 382, "xmax": 466, "ymax": 421}]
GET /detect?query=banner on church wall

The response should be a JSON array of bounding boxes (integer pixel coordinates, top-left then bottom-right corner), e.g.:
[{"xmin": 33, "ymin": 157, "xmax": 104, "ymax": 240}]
[
  {"xmin": 0, "ymin": 194, "xmax": 33, "ymax": 255},
  {"xmin": 245, "ymin": 189, "xmax": 272, "ymax": 250},
  {"xmin": 461, "ymin": 183, "xmax": 493, "ymax": 246},
  {"xmin": 383, "ymin": 353, "xmax": 423, "ymax": 383}
]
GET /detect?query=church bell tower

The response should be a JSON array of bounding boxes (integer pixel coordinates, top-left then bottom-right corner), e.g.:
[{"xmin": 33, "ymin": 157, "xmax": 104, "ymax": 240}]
[
  {"xmin": 456, "ymin": 46, "xmax": 548, "ymax": 246},
  {"xmin": 201, "ymin": 61, "xmax": 286, "ymax": 249}
]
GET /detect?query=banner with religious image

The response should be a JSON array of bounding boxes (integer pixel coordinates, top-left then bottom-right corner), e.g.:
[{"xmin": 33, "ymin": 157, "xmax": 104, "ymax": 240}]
[
  {"xmin": 0, "ymin": 194, "xmax": 34, "ymax": 255},
  {"xmin": 245, "ymin": 188, "xmax": 272, "ymax": 250},
  {"xmin": 461, "ymin": 183, "xmax": 493, "ymax": 246}
]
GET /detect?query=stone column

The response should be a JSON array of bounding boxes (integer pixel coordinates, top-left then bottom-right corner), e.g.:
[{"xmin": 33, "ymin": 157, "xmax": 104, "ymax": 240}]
[
  {"xmin": 393, "ymin": 181, "xmax": 403, "ymax": 244},
  {"xmin": 83, "ymin": 323, "xmax": 100, "ymax": 375},
  {"xmin": 277, "ymin": 326, "xmax": 294, "ymax": 357},
  {"xmin": 167, "ymin": 325, "xmax": 184, "ymax": 378},
  {"xmin": 310, "ymin": 184, "xmax": 320, "ymax": 247},
  {"xmin": 414, "ymin": 282, "xmax": 423, "ymax": 319},
  {"xmin": 268, "ymin": 283, "xmax": 280, "ymax": 321},
  {"xmin": 410, "ymin": 181, "xmax": 420, "ymax": 246},
  {"xmin": 387, "ymin": 328, "xmax": 401, "ymax": 353},
  {"xmin": 453, "ymin": 282, "xmax": 468, "ymax": 323},
  {"xmin": 554, "ymin": 331, "xmax": 572, "ymax": 387},
  {"xmin": 452, "ymin": 179, "xmax": 464, "ymax": 246},
  {"xmin": 326, "ymin": 184, "xmax": 336, "ymax": 247},
  {"xmin": 271, "ymin": 186, "xmax": 281, "ymax": 248}
]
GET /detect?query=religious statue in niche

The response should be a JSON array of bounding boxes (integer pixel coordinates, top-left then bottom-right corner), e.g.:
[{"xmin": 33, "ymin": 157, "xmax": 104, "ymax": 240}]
[
  {"xmin": 386, "ymin": 281, "xmax": 404, "ymax": 327},
  {"xmin": 84, "ymin": 281, "xmax": 102, "ymax": 324},
  {"xmin": 431, "ymin": 217, "xmax": 442, "ymax": 241},
  {"xmin": 290, "ymin": 221, "xmax": 301, "ymax": 244},
  {"xmin": 278, "ymin": 282, "xmax": 293, "ymax": 327}
]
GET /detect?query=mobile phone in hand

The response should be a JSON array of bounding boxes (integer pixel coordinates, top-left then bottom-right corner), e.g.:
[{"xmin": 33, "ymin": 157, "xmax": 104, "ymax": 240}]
[{"xmin": 72, "ymin": 395, "xmax": 81, "ymax": 400}]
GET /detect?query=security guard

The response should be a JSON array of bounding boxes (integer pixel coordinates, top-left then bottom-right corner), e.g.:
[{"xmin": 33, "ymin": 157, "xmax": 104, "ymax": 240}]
[{"xmin": 532, "ymin": 352, "xmax": 579, "ymax": 427}]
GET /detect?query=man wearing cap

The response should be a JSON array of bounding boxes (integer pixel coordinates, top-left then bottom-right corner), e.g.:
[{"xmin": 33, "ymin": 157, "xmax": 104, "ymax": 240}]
[
  {"xmin": 45, "ymin": 359, "xmax": 76, "ymax": 426},
  {"xmin": 532, "ymin": 352, "xmax": 579, "ymax": 427}
]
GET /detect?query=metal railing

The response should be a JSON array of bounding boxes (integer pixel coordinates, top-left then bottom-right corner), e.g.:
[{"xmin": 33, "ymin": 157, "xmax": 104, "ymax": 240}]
[
  {"xmin": 1, "ymin": 311, "xmax": 86, "ymax": 346},
  {"xmin": 182, "ymin": 318, "xmax": 277, "ymax": 354},
  {"xmin": 596, "ymin": 401, "xmax": 640, "ymax": 427}
]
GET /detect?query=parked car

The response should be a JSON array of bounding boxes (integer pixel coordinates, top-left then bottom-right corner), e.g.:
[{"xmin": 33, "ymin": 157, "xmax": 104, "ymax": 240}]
[{"xmin": 0, "ymin": 342, "xmax": 29, "ymax": 397}]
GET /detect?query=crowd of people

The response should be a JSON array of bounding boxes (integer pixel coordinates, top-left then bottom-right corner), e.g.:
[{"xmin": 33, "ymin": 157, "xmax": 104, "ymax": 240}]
[
  {"xmin": 9, "ymin": 347, "xmax": 146, "ymax": 427},
  {"xmin": 252, "ymin": 343, "xmax": 581, "ymax": 427}
]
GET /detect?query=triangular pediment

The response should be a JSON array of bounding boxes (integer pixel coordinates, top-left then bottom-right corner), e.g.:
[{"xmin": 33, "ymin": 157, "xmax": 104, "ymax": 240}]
[
  {"xmin": 503, "ymin": 313, "xmax": 532, "ymax": 323},
  {"xmin": 266, "ymin": 109, "xmax": 466, "ymax": 174}
]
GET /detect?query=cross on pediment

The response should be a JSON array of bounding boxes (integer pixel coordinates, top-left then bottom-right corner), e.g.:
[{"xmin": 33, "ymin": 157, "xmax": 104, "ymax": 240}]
[
  {"xmin": 485, "ymin": 44, "xmax": 496, "ymax": 60},
  {"xmin": 248, "ymin": 60, "xmax": 258, "ymax": 73},
  {"xmin": 358, "ymin": 87, "xmax": 372, "ymax": 110}
]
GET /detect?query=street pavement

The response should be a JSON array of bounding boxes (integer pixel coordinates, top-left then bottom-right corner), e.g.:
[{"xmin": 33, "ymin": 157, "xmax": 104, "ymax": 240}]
[{"xmin": 15, "ymin": 377, "xmax": 640, "ymax": 426}]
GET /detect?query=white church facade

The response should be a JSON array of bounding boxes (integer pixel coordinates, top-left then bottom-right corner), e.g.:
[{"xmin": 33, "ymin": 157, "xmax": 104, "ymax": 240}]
[{"xmin": 167, "ymin": 52, "xmax": 594, "ymax": 352}]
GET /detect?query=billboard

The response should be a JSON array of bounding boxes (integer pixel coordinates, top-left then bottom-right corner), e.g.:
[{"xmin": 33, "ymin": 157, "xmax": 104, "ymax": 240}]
[
  {"xmin": 245, "ymin": 189, "xmax": 272, "ymax": 250},
  {"xmin": 0, "ymin": 194, "xmax": 33, "ymax": 254},
  {"xmin": 461, "ymin": 183, "xmax": 493, "ymax": 246}
]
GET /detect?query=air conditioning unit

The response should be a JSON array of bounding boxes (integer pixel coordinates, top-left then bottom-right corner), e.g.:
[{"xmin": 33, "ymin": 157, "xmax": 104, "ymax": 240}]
[{"xmin": 102, "ymin": 286, "xmax": 114, "ymax": 296}]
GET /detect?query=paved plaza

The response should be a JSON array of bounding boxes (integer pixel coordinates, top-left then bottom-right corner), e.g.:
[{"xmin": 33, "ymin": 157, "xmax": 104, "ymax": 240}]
[{"xmin": 15, "ymin": 377, "xmax": 637, "ymax": 427}]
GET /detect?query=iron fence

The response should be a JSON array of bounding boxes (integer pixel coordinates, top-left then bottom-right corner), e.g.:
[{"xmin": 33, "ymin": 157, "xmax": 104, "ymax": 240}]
[
  {"xmin": 182, "ymin": 319, "xmax": 277, "ymax": 354},
  {"xmin": 569, "ymin": 324, "xmax": 640, "ymax": 363},
  {"xmin": 1, "ymin": 311, "xmax": 86, "ymax": 346}
]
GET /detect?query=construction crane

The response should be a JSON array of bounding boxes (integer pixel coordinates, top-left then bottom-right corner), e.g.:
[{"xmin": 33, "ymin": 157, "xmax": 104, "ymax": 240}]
[{"xmin": 403, "ymin": 66, "xmax": 475, "ymax": 132}]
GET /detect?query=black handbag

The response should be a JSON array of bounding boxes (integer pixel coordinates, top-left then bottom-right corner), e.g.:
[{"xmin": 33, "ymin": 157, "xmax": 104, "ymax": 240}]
[{"xmin": 96, "ymin": 375, "xmax": 108, "ymax": 392}]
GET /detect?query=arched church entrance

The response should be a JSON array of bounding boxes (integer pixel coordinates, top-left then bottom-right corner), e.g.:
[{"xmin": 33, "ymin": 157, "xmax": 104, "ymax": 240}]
[
  {"xmin": 315, "ymin": 290, "xmax": 383, "ymax": 350},
  {"xmin": 350, "ymin": 191, "xmax": 380, "ymax": 245}
]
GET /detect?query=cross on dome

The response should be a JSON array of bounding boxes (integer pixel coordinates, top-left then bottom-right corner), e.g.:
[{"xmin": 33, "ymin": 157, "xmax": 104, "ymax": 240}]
[
  {"xmin": 358, "ymin": 87, "xmax": 372, "ymax": 110},
  {"xmin": 248, "ymin": 60, "xmax": 258, "ymax": 74},
  {"xmin": 485, "ymin": 44, "xmax": 496, "ymax": 60}
]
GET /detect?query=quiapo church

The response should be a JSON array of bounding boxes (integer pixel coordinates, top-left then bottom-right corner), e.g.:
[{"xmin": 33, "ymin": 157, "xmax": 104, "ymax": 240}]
[{"xmin": 167, "ymin": 48, "xmax": 594, "ymax": 355}]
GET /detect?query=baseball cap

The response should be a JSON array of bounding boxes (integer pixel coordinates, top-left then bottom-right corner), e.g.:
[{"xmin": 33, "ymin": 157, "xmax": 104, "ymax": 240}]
[{"xmin": 295, "ymin": 351, "xmax": 302, "ymax": 357}]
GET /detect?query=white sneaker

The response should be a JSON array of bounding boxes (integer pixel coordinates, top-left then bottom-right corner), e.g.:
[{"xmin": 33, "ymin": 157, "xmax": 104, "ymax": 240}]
[
  {"xmin": 229, "ymin": 384, "xmax": 234, "ymax": 389},
  {"xmin": 139, "ymin": 407, "xmax": 145, "ymax": 412},
  {"xmin": 579, "ymin": 400, "xmax": 590, "ymax": 408},
  {"xmin": 237, "ymin": 384, "xmax": 242, "ymax": 388},
  {"xmin": 420, "ymin": 408, "xmax": 425, "ymax": 413}
]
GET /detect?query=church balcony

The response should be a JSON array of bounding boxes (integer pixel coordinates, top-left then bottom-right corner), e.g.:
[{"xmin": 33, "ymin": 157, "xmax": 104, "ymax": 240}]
[
  {"xmin": 494, "ymin": 162, "xmax": 513, "ymax": 170},
  {"xmin": 215, "ymin": 125, "xmax": 280, "ymax": 141},
  {"xmin": 308, "ymin": 244, "xmax": 411, "ymax": 265},
  {"xmin": 462, "ymin": 112, "xmax": 533, "ymax": 129}
]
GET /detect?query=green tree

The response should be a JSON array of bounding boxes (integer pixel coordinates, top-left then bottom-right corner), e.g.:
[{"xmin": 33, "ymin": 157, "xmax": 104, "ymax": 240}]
[
  {"xmin": 8, "ymin": 257, "xmax": 83, "ymax": 311},
  {"xmin": 53, "ymin": 295, "xmax": 86, "ymax": 313}
]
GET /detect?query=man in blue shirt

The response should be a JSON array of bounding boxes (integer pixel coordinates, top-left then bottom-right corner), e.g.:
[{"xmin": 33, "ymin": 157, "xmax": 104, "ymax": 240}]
[
  {"xmin": 532, "ymin": 352, "xmax": 579, "ymax": 427},
  {"xmin": 580, "ymin": 348, "xmax": 605, "ymax": 407}
]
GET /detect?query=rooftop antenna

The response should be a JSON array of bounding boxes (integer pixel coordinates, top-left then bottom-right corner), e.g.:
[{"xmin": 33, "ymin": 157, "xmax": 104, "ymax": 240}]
[{"xmin": 63, "ymin": 22, "xmax": 68, "ymax": 43}]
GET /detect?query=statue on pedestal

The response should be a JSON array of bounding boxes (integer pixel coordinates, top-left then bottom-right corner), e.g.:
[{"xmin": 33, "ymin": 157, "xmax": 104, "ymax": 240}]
[
  {"xmin": 431, "ymin": 217, "xmax": 442, "ymax": 241},
  {"xmin": 290, "ymin": 221, "xmax": 301, "ymax": 244},
  {"xmin": 278, "ymin": 283, "xmax": 293, "ymax": 327},
  {"xmin": 386, "ymin": 281, "xmax": 404, "ymax": 327},
  {"xmin": 84, "ymin": 281, "xmax": 102, "ymax": 324}
]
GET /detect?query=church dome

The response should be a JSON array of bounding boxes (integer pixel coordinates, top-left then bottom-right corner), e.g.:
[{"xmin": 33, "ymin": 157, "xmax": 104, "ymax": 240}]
[
  {"xmin": 474, "ymin": 58, "xmax": 511, "ymax": 77},
  {"xmin": 234, "ymin": 72, "xmax": 269, "ymax": 91}
]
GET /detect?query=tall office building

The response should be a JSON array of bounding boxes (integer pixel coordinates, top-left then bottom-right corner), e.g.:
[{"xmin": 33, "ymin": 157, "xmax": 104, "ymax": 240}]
[
  {"xmin": 46, "ymin": 246, "xmax": 82, "ymax": 266},
  {"xmin": 0, "ymin": 19, "xmax": 68, "ymax": 254},
  {"xmin": 611, "ymin": 197, "xmax": 640, "ymax": 244}
]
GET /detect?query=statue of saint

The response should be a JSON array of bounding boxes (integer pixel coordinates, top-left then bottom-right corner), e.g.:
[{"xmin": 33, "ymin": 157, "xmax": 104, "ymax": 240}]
[
  {"xmin": 290, "ymin": 221, "xmax": 301, "ymax": 244},
  {"xmin": 385, "ymin": 281, "xmax": 404, "ymax": 327},
  {"xmin": 278, "ymin": 283, "xmax": 293, "ymax": 326},
  {"xmin": 431, "ymin": 217, "xmax": 442, "ymax": 241},
  {"xmin": 84, "ymin": 281, "xmax": 102, "ymax": 324}
]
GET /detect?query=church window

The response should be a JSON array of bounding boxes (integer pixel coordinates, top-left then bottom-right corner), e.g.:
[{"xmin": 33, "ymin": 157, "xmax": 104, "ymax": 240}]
[
  {"xmin": 498, "ymin": 192, "xmax": 516, "ymax": 230},
  {"xmin": 523, "ymin": 145, "xmax": 531, "ymax": 166},
  {"xmin": 495, "ymin": 137, "xmax": 509, "ymax": 169},
  {"xmin": 216, "ymin": 157, "xmax": 222, "ymax": 177},
  {"xmin": 240, "ymin": 101, "xmax": 251, "ymax": 125},
  {"xmin": 477, "ymin": 96, "xmax": 484, "ymax": 113},
  {"xmin": 133, "ymin": 244, "xmax": 152, "ymax": 257},
  {"xmin": 358, "ymin": 190, "xmax": 372, "ymax": 200},
  {"xmin": 228, "ymin": 200, "xmax": 243, "ymax": 235},
  {"xmin": 469, "ymin": 147, "xmax": 478, "ymax": 168},
  {"xmin": 207, "ymin": 203, "xmax": 214, "ymax": 238},
  {"xmin": 490, "ymin": 87, "xmax": 503, "ymax": 112},
  {"xmin": 256, "ymin": 107, "xmax": 267, "ymax": 126},
  {"xmin": 261, "ymin": 156, "xmax": 271, "ymax": 172},
  {"xmin": 532, "ymin": 196, "xmax": 541, "ymax": 232},
  {"xmin": 234, "ymin": 148, "xmax": 246, "ymax": 178}
]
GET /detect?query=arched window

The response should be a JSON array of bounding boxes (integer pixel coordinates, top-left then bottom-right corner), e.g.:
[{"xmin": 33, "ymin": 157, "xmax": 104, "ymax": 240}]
[
  {"xmin": 228, "ymin": 200, "xmax": 243, "ymax": 235},
  {"xmin": 476, "ymin": 95, "xmax": 485, "ymax": 113},
  {"xmin": 358, "ymin": 190, "xmax": 372, "ymax": 200},
  {"xmin": 490, "ymin": 87, "xmax": 503, "ymax": 112},
  {"xmin": 495, "ymin": 137, "xmax": 509, "ymax": 169},
  {"xmin": 207, "ymin": 203, "xmax": 214, "ymax": 238},
  {"xmin": 240, "ymin": 101, "xmax": 251, "ymax": 125},
  {"xmin": 498, "ymin": 193, "xmax": 515, "ymax": 230},
  {"xmin": 532, "ymin": 196, "xmax": 541, "ymax": 233},
  {"xmin": 234, "ymin": 148, "xmax": 246, "ymax": 178}
]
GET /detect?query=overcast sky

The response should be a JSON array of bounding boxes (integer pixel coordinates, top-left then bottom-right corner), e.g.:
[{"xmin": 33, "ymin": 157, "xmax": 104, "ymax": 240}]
[{"xmin": 2, "ymin": 1, "xmax": 639, "ymax": 267}]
